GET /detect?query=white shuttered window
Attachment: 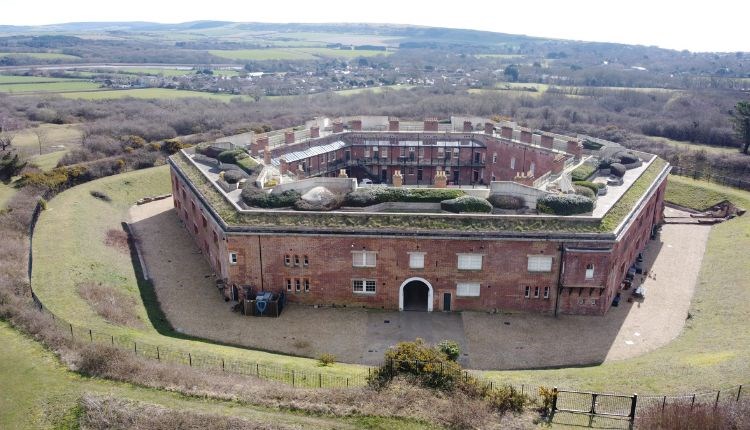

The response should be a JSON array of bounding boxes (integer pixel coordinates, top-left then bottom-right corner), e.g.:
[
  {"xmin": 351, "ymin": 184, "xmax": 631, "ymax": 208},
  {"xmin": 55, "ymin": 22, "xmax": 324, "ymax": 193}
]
[
  {"xmin": 457, "ymin": 254, "xmax": 483, "ymax": 270},
  {"xmin": 352, "ymin": 251, "xmax": 377, "ymax": 267},
  {"xmin": 527, "ymin": 256, "xmax": 553, "ymax": 272},
  {"xmin": 456, "ymin": 282, "xmax": 481, "ymax": 297},
  {"xmin": 408, "ymin": 252, "xmax": 425, "ymax": 269}
]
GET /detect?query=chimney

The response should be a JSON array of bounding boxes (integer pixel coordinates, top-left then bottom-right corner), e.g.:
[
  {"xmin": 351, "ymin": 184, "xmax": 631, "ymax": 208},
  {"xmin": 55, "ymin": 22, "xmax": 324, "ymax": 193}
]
[
  {"xmin": 351, "ymin": 119, "xmax": 362, "ymax": 131},
  {"xmin": 567, "ymin": 139, "xmax": 583, "ymax": 159},
  {"xmin": 520, "ymin": 128, "xmax": 532, "ymax": 144},
  {"xmin": 263, "ymin": 146, "xmax": 271, "ymax": 165},
  {"xmin": 484, "ymin": 122, "xmax": 494, "ymax": 135},
  {"xmin": 392, "ymin": 170, "xmax": 404, "ymax": 187},
  {"xmin": 424, "ymin": 118, "xmax": 439, "ymax": 132},
  {"xmin": 463, "ymin": 121, "xmax": 473, "ymax": 132},
  {"xmin": 388, "ymin": 117, "xmax": 400, "ymax": 132},
  {"xmin": 434, "ymin": 170, "xmax": 447, "ymax": 188},
  {"xmin": 551, "ymin": 154, "xmax": 566, "ymax": 174},
  {"xmin": 500, "ymin": 126, "xmax": 513, "ymax": 139},
  {"xmin": 310, "ymin": 126, "xmax": 320, "ymax": 138},
  {"xmin": 252, "ymin": 135, "xmax": 269, "ymax": 157},
  {"xmin": 338, "ymin": 169, "xmax": 348, "ymax": 178},
  {"xmin": 279, "ymin": 158, "xmax": 289, "ymax": 175},
  {"xmin": 284, "ymin": 131, "xmax": 295, "ymax": 144},
  {"xmin": 333, "ymin": 120, "xmax": 344, "ymax": 133},
  {"xmin": 541, "ymin": 133, "xmax": 554, "ymax": 149}
]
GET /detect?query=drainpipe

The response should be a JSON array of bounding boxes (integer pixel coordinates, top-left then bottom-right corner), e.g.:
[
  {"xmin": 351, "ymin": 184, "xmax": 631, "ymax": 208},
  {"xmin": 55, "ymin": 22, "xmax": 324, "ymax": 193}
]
[
  {"xmin": 554, "ymin": 243, "xmax": 565, "ymax": 317},
  {"xmin": 257, "ymin": 235, "xmax": 264, "ymax": 292}
]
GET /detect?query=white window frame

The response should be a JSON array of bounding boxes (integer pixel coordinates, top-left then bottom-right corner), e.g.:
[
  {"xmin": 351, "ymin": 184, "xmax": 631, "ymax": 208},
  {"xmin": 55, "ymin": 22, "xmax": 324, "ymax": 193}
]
[
  {"xmin": 492, "ymin": 153, "xmax": 497, "ymax": 164},
  {"xmin": 457, "ymin": 253, "xmax": 483, "ymax": 271},
  {"xmin": 524, "ymin": 286, "xmax": 530, "ymax": 298},
  {"xmin": 533, "ymin": 286, "xmax": 540, "ymax": 298},
  {"xmin": 527, "ymin": 255, "xmax": 553, "ymax": 272},
  {"xmin": 304, "ymin": 279, "xmax": 310, "ymax": 292},
  {"xmin": 456, "ymin": 282, "xmax": 481, "ymax": 297},
  {"xmin": 543, "ymin": 286, "xmax": 550, "ymax": 299},
  {"xmin": 295, "ymin": 279, "xmax": 301, "ymax": 292},
  {"xmin": 229, "ymin": 252, "xmax": 238, "ymax": 265},
  {"xmin": 585, "ymin": 264, "xmax": 595, "ymax": 280},
  {"xmin": 286, "ymin": 278, "xmax": 292, "ymax": 292},
  {"xmin": 352, "ymin": 251, "xmax": 377, "ymax": 268},
  {"xmin": 352, "ymin": 279, "xmax": 377, "ymax": 294},
  {"xmin": 408, "ymin": 252, "xmax": 425, "ymax": 269}
]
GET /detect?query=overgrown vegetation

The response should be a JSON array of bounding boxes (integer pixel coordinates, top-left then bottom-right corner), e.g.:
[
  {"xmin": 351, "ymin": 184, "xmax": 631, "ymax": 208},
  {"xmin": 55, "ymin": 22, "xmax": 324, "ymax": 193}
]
[
  {"xmin": 77, "ymin": 282, "xmax": 142, "ymax": 327},
  {"xmin": 240, "ymin": 187, "xmax": 300, "ymax": 208},
  {"xmin": 344, "ymin": 187, "xmax": 464, "ymax": 206},
  {"xmin": 636, "ymin": 401, "xmax": 750, "ymax": 430}
]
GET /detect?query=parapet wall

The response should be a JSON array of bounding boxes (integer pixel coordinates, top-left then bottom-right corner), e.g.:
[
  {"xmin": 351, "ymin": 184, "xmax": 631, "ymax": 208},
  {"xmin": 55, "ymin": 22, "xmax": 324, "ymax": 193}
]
[{"xmin": 270, "ymin": 177, "xmax": 357, "ymax": 196}]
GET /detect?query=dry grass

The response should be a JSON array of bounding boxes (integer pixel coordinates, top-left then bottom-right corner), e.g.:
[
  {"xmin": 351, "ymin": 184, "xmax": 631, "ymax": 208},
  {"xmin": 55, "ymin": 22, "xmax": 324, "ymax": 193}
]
[
  {"xmin": 636, "ymin": 400, "xmax": 750, "ymax": 430},
  {"xmin": 103, "ymin": 228, "xmax": 129, "ymax": 253},
  {"xmin": 78, "ymin": 395, "xmax": 294, "ymax": 430},
  {"xmin": 77, "ymin": 282, "xmax": 141, "ymax": 327}
]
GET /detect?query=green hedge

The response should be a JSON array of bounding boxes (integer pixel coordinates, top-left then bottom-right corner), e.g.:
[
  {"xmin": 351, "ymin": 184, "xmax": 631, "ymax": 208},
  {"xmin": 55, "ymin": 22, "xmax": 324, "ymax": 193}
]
[
  {"xmin": 488, "ymin": 194, "xmax": 525, "ymax": 209},
  {"xmin": 222, "ymin": 170, "xmax": 246, "ymax": 184},
  {"xmin": 610, "ymin": 163, "xmax": 627, "ymax": 177},
  {"xmin": 573, "ymin": 180, "xmax": 605, "ymax": 194},
  {"xmin": 440, "ymin": 195, "xmax": 493, "ymax": 213},
  {"xmin": 241, "ymin": 187, "xmax": 300, "ymax": 208},
  {"xmin": 345, "ymin": 188, "xmax": 464, "ymax": 207},
  {"xmin": 573, "ymin": 185, "xmax": 596, "ymax": 200},
  {"xmin": 537, "ymin": 193, "xmax": 594, "ymax": 215},
  {"xmin": 217, "ymin": 149, "xmax": 257, "ymax": 174},
  {"xmin": 571, "ymin": 164, "xmax": 596, "ymax": 181}
]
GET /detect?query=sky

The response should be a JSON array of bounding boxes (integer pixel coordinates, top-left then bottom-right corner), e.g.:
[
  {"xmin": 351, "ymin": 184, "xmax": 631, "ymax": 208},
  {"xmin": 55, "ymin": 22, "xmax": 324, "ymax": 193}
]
[{"xmin": 2, "ymin": 0, "xmax": 748, "ymax": 53}]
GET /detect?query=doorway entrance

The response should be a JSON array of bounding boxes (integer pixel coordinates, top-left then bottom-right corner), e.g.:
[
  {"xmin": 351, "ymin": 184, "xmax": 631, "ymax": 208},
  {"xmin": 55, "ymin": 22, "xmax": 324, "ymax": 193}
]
[
  {"xmin": 399, "ymin": 277, "xmax": 434, "ymax": 311},
  {"xmin": 443, "ymin": 292, "xmax": 452, "ymax": 311}
]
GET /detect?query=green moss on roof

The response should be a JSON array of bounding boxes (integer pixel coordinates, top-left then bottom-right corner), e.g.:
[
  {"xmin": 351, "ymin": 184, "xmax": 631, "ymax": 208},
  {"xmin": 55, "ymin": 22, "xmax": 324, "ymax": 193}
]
[{"xmin": 171, "ymin": 152, "xmax": 669, "ymax": 235}]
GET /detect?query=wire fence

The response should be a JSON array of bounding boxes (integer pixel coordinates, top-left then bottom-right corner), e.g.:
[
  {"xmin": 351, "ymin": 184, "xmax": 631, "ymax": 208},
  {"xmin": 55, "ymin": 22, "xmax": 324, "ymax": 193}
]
[{"xmin": 670, "ymin": 165, "xmax": 750, "ymax": 191}]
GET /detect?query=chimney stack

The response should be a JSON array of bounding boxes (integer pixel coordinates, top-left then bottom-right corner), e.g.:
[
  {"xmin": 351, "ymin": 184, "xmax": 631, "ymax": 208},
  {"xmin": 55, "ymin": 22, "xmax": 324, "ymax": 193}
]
[
  {"xmin": 541, "ymin": 133, "xmax": 554, "ymax": 149},
  {"xmin": 424, "ymin": 118, "xmax": 439, "ymax": 132},
  {"xmin": 333, "ymin": 120, "xmax": 344, "ymax": 133},
  {"xmin": 520, "ymin": 128, "xmax": 532, "ymax": 144},
  {"xmin": 351, "ymin": 119, "xmax": 362, "ymax": 131},
  {"xmin": 310, "ymin": 126, "xmax": 320, "ymax": 138},
  {"xmin": 484, "ymin": 122, "xmax": 494, "ymax": 135},
  {"xmin": 388, "ymin": 117, "xmax": 400, "ymax": 132},
  {"xmin": 500, "ymin": 126, "xmax": 513, "ymax": 139},
  {"xmin": 463, "ymin": 121, "xmax": 473, "ymax": 132},
  {"xmin": 567, "ymin": 139, "xmax": 583, "ymax": 159},
  {"xmin": 284, "ymin": 131, "xmax": 295, "ymax": 144}
]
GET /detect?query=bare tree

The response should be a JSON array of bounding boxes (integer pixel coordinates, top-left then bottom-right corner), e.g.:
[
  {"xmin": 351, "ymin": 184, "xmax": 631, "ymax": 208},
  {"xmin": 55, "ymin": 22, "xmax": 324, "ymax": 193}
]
[
  {"xmin": 0, "ymin": 116, "xmax": 20, "ymax": 151},
  {"xmin": 32, "ymin": 127, "xmax": 49, "ymax": 156}
]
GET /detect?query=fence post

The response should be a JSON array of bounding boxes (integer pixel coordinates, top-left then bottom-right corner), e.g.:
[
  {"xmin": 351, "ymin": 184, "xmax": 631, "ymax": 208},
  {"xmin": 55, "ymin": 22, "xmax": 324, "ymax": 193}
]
[
  {"xmin": 222, "ymin": 358, "xmax": 225, "ymax": 372},
  {"xmin": 591, "ymin": 393, "xmax": 598, "ymax": 415},
  {"xmin": 69, "ymin": 323, "xmax": 74, "ymax": 339},
  {"xmin": 188, "ymin": 353, "xmax": 192, "ymax": 367},
  {"xmin": 715, "ymin": 390, "xmax": 721, "ymax": 409},
  {"xmin": 521, "ymin": 384, "xmax": 524, "ymax": 396},
  {"xmin": 738, "ymin": 385, "xmax": 743, "ymax": 402},
  {"xmin": 256, "ymin": 363, "xmax": 259, "ymax": 377},
  {"xmin": 89, "ymin": 329, "xmax": 92, "ymax": 342},
  {"xmin": 156, "ymin": 346, "xmax": 160, "ymax": 361},
  {"xmin": 319, "ymin": 373, "xmax": 322, "ymax": 388},
  {"xmin": 346, "ymin": 378, "xmax": 349, "ymax": 388},
  {"xmin": 292, "ymin": 370, "xmax": 295, "ymax": 387},
  {"xmin": 630, "ymin": 394, "xmax": 638, "ymax": 423},
  {"xmin": 552, "ymin": 387, "xmax": 558, "ymax": 415},
  {"xmin": 111, "ymin": 335, "xmax": 114, "ymax": 345},
  {"xmin": 691, "ymin": 394, "xmax": 696, "ymax": 410},
  {"xmin": 662, "ymin": 396, "xmax": 666, "ymax": 412}
]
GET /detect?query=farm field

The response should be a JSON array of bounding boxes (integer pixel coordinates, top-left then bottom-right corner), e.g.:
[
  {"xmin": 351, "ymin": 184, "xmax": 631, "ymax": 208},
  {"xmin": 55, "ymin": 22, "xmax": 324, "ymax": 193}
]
[
  {"xmin": 209, "ymin": 47, "xmax": 391, "ymax": 61},
  {"xmin": 0, "ymin": 75, "xmax": 79, "ymax": 84},
  {"xmin": 31, "ymin": 166, "xmax": 368, "ymax": 382},
  {"xmin": 59, "ymin": 87, "xmax": 253, "ymax": 101},
  {"xmin": 483, "ymin": 175, "xmax": 750, "ymax": 393},
  {"xmin": 0, "ymin": 80, "xmax": 101, "ymax": 93},
  {"xmin": 0, "ymin": 52, "xmax": 81, "ymax": 60}
]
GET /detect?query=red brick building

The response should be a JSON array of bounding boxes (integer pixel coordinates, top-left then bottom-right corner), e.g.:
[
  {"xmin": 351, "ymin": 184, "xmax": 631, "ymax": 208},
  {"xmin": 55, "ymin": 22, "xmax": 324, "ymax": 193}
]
[{"xmin": 169, "ymin": 117, "xmax": 669, "ymax": 316}]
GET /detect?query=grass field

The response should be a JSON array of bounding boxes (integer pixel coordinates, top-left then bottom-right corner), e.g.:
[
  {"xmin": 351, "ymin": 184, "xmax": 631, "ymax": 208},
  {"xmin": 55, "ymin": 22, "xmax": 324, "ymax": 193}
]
[
  {"xmin": 0, "ymin": 80, "xmax": 101, "ymax": 93},
  {"xmin": 483, "ymin": 175, "xmax": 750, "ymax": 393},
  {"xmin": 209, "ymin": 47, "xmax": 391, "ymax": 61},
  {"xmin": 13, "ymin": 124, "xmax": 82, "ymax": 159},
  {"xmin": 0, "ymin": 322, "xmax": 423, "ymax": 429},
  {"xmin": 0, "ymin": 75, "xmax": 79, "ymax": 84},
  {"xmin": 59, "ymin": 87, "xmax": 253, "ymax": 101},
  {"xmin": 31, "ymin": 166, "xmax": 367, "ymax": 381},
  {"xmin": 643, "ymin": 135, "xmax": 739, "ymax": 155},
  {"xmin": 0, "ymin": 52, "xmax": 81, "ymax": 60}
]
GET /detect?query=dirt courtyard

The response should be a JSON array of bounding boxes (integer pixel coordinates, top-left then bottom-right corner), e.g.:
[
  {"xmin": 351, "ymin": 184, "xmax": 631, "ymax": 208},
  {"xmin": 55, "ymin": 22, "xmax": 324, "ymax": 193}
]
[{"xmin": 129, "ymin": 200, "xmax": 711, "ymax": 369}]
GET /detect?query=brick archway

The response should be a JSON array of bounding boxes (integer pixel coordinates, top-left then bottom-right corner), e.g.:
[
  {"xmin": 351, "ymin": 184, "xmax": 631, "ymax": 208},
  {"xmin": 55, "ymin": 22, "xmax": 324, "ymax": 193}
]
[{"xmin": 398, "ymin": 277, "xmax": 433, "ymax": 312}]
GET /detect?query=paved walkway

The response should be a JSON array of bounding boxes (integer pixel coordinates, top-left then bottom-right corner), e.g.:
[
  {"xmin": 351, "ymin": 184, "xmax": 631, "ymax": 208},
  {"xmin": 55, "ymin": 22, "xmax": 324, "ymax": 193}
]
[{"xmin": 129, "ymin": 200, "xmax": 711, "ymax": 369}]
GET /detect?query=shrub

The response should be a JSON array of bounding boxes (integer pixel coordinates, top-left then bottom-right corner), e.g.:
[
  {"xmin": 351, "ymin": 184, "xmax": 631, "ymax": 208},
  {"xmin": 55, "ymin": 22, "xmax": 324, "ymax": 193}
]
[
  {"xmin": 217, "ymin": 149, "xmax": 248, "ymax": 164},
  {"xmin": 89, "ymin": 190, "xmax": 112, "ymax": 202},
  {"xmin": 610, "ymin": 162, "xmax": 627, "ymax": 177},
  {"xmin": 573, "ymin": 185, "xmax": 596, "ymax": 200},
  {"xmin": 573, "ymin": 180, "xmax": 604, "ymax": 194},
  {"xmin": 38, "ymin": 197, "xmax": 47, "ymax": 211},
  {"xmin": 441, "ymin": 195, "xmax": 492, "ymax": 213},
  {"xmin": 637, "ymin": 401, "xmax": 750, "ymax": 430},
  {"xmin": 345, "ymin": 188, "xmax": 464, "ymax": 207},
  {"xmin": 240, "ymin": 186, "xmax": 300, "ymax": 208},
  {"xmin": 222, "ymin": 170, "xmax": 245, "ymax": 184},
  {"xmin": 538, "ymin": 386, "xmax": 555, "ymax": 415},
  {"xmin": 77, "ymin": 282, "xmax": 141, "ymax": 327},
  {"xmin": 582, "ymin": 140, "xmax": 603, "ymax": 150},
  {"xmin": 615, "ymin": 150, "xmax": 640, "ymax": 164},
  {"xmin": 537, "ymin": 193, "xmax": 594, "ymax": 215},
  {"xmin": 488, "ymin": 194, "xmax": 525, "ymax": 209},
  {"xmin": 368, "ymin": 338, "xmax": 461, "ymax": 390},
  {"xmin": 318, "ymin": 353, "xmax": 336, "ymax": 366},
  {"xmin": 437, "ymin": 340, "xmax": 461, "ymax": 361},
  {"xmin": 484, "ymin": 385, "xmax": 526, "ymax": 414},
  {"xmin": 570, "ymin": 163, "xmax": 596, "ymax": 181}
]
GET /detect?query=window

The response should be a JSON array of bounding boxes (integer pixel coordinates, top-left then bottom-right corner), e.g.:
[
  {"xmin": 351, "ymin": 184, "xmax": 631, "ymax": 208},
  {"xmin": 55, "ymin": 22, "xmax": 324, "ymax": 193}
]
[
  {"xmin": 534, "ymin": 286, "xmax": 540, "ymax": 298},
  {"xmin": 294, "ymin": 255, "xmax": 300, "ymax": 266},
  {"xmin": 303, "ymin": 255, "xmax": 309, "ymax": 266},
  {"xmin": 352, "ymin": 251, "xmax": 377, "ymax": 267},
  {"xmin": 524, "ymin": 286, "xmax": 530, "ymax": 298},
  {"xmin": 364, "ymin": 148, "xmax": 370, "ymax": 157},
  {"xmin": 284, "ymin": 254, "xmax": 291, "ymax": 266},
  {"xmin": 295, "ymin": 279, "xmax": 301, "ymax": 292},
  {"xmin": 527, "ymin": 256, "xmax": 553, "ymax": 272},
  {"xmin": 304, "ymin": 279, "xmax": 310, "ymax": 292},
  {"xmin": 543, "ymin": 286, "xmax": 550, "ymax": 299},
  {"xmin": 381, "ymin": 148, "xmax": 388, "ymax": 158},
  {"xmin": 286, "ymin": 278, "xmax": 292, "ymax": 292},
  {"xmin": 457, "ymin": 253, "xmax": 483, "ymax": 270},
  {"xmin": 492, "ymin": 153, "xmax": 497, "ymax": 164},
  {"xmin": 408, "ymin": 252, "xmax": 425, "ymax": 269},
  {"xmin": 510, "ymin": 157, "xmax": 516, "ymax": 169},
  {"xmin": 457, "ymin": 282, "xmax": 480, "ymax": 297},
  {"xmin": 590, "ymin": 299, "xmax": 597, "ymax": 305},
  {"xmin": 352, "ymin": 279, "xmax": 376, "ymax": 294},
  {"xmin": 585, "ymin": 264, "xmax": 595, "ymax": 280},
  {"xmin": 229, "ymin": 252, "xmax": 238, "ymax": 265},
  {"xmin": 529, "ymin": 162, "xmax": 536, "ymax": 176}
]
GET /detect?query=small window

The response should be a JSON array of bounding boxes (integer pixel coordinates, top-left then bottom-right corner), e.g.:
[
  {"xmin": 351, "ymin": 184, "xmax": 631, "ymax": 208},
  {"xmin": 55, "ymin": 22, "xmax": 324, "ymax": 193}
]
[
  {"xmin": 524, "ymin": 286, "xmax": 530, "ymax": 298},
  {"xmin": 533, "ymin": 286, "xmax": 540, "ymax": 298},
  {"xmin": 352, "ymin": 279, "xmax": 376, "ymax": 294},
  {"xmin": 304, "ymin": 279, "xmax": 310, "ymax": 292},
  {"xmin": 295, "ymin": 279, "xmax": 301, "ymax": 292},
  {"xmin": 590, "ymin": 299, "xmax": 597, "ymax": 305},
  {"xmin": 492, "ymin": 153, "xmax": 497, "ymax": 164},
  {"xmin": 408, "ymin": 252, "xmax": 425, "ymax": 269},
  {"xmin": 457, "ymin": 282, "xmax": 480, "ymax": 297},
  {"xmin": 527, "ymin": 256, "xmax": 553, "ymax": 272},
  {"xmin": 229, "ymin": 252, "xmax": 238, "ymax": 265},
  {"xmin": 510, "ymin": 157, "xmax": 516, "ymax": 169},
  {"xmin": 543, "ymin": 286, "xmax": 550, "ymax": 299},
  {"xmin": 585, "ymin": 264, "xmax": 595, "ymax": 280},
  {"xmin": 457, "ymin": 254, "xmax": 483, "ymax": 270},
  {"xmin": 286, "ymin": 279, "xmax": 292, "ymax": 292},
  {"xmin": 578, "ymin": 298, "xmax": 585, "ymax": 305},
  {"xmin": 352, "ymin": 251, "xmax": 377, "ymax": 268},
  {"xmin": 303, "ymin": 255, "xmax": 309, "ymax": 266},
  {"xmin": 284, "ymin": 254, "xmax": 291, "ymax": 266},
  {"xmin": 294, "ymin": 255, "xmax": 300, "ymax": 266}
]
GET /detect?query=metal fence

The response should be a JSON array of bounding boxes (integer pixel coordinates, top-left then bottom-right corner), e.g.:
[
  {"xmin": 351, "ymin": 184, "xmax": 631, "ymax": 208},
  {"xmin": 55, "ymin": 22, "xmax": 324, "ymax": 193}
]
[
  {"xmin": 551, "ymin": 388, "xmax": 636, "ymax": 424},
  {"xmin": 670, "ymin": 165, "xmax": 750, "ymax": 191}
]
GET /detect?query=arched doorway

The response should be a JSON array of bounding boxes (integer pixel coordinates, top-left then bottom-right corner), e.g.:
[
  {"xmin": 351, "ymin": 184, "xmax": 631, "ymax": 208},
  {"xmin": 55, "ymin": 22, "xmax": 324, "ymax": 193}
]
[{"xmin": 399, "ymin": 277, "xmax": 433, "ymax": 312}]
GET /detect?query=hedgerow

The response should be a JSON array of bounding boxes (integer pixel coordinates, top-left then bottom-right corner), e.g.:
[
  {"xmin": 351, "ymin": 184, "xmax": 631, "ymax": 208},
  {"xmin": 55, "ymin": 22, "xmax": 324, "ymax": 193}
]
[{"xmin": 537, "ymin": 193, "xmax": 594, "ymax": 215}]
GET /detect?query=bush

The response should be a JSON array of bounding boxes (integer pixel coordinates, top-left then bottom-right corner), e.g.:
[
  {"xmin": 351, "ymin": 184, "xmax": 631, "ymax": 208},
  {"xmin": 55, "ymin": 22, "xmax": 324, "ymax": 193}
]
[
  {"xmin": 222, "ymin": 170, "xmax": 245, "ymax": 184},
  {"xmin": 38, "ymin": 197, "xmax": 47, "ymax": 211},
  {"xmin": 610, "ymin": 162, "xmax": 627, "ymax": 177},
  {"xmin": 538, "ymin": 386, "xmax": 555, "ymax": 415},
  {"xmin": 368, "ymin": 338, "xmax": 461, "ymax": 390},
  {"xmin": 318, "ymin": 353, "xmax": 336, "ymax": 366},
  {"xmin": 441, "ymin": 195, "xmax": 492, "ymax": 213},
  {"xmin": 573, "ymin": 180, "xmax": 604, "ymax": 194},
  {"xmin": 217, "ymin": 149, "xmax": 249, "ymax": 164},
  {"xmin": 437, "ymin": 340, "xmax": 461, "ymax": 361},
  {"xmin": 89, "ymin": 190, "xmax": 112, "ymax": 202},
  {"xmin": 488, "ymin": 194, "xmax": 525, "ymax": 209},
  {"xmin": 573, "ymin": 185, "xmax": 596, "ymax": 200},
  {"xmin": 345, "ymin": 188, "xmax": 464, "ymax": 207},
  {"xmin": 570, "ymin": 163, "xmax": 596, "ymax": 181},
  {"xmin": 161, "ymin": 138, "xmax": 184, "ymax": 154},
  {"xmin": 240, "ymin": 186, "xmax": 300, "ymax": 208},
  {"xmin": 484, "ymin": 385, "xmax": 526, "ymax": 414},
  {"xmin": 537, "ymin": 193, "xmax": 594, "ymax": 215}
]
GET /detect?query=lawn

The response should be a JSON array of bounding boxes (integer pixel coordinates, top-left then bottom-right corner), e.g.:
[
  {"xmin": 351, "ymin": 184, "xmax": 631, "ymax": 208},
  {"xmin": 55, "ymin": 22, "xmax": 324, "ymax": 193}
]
[
  {"xmin": 484, "ymin": 175, "xmax": 750, "ymax": 394},
  {"xmin": 0, "ymin": 322, "xmax": 423, "ymax": 429},
  {"xmin": 12, "ymin": 124, "xmax": 82, "ymax": 159},
  {"xmin": 0, "ymin": 52, "xmax": 81, "ymax": 60},
  {"xmin": 31, "ymin": 166, "xmax": 367, "ymax": 382},
  {"xmin": 0, "ymin": 80, "xmax": 101, "ymax": 93},
  {"xmin": 28, "ymin": 151, "xmax": 66, "ymax": 171},
  {"xmin": 59, "ymin": 87, "xmax": 253, "ymax": 101}
]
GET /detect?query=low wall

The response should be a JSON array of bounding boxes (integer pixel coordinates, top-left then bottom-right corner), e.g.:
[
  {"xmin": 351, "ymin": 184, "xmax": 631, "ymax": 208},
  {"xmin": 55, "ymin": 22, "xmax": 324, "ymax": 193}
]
[
  {"xmin": 489, "ymin": 181, "xmax": 550, "ymax": 210},
  {"xmin": 271, "ymin": 177, "xmax": 357, "ymax": 195}
]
